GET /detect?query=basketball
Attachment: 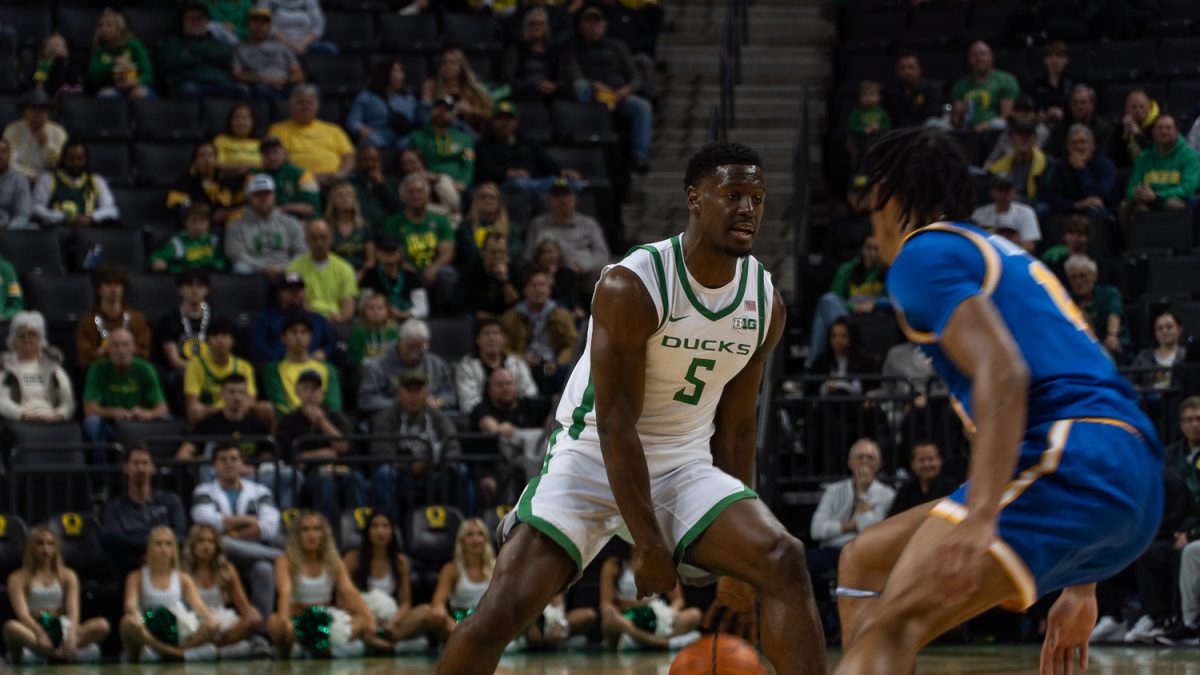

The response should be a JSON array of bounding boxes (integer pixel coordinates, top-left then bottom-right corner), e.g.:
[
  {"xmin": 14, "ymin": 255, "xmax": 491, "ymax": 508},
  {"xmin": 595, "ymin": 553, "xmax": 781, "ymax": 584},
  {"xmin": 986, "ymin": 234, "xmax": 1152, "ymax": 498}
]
[{"xmin": 668, "ymin": 634, "xmax": 766, "ymax": 675}]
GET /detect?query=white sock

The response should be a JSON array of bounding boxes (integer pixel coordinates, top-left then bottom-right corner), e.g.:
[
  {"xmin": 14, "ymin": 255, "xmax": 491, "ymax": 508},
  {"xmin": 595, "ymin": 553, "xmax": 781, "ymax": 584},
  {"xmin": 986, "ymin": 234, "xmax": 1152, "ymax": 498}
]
[
  {"xmin": 184, "ymin": 643, "xmax": 217, "ymax": 661},
  {"xmin": 74, "ymin": 644, "xmax": 102, "ymax": 662},
  {"xmin": 668, "ymin": 630, "xmax": 702, "ymax": 650}
]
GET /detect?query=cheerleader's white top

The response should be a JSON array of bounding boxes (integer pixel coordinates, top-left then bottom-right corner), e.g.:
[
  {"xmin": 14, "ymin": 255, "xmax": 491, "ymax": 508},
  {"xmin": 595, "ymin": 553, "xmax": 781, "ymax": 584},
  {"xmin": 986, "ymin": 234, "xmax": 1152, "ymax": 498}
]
[
  {"xmin": 448, "ymin": 564, "xmax": 489, "ymax": 611},
  {"xmin": 293, "ymin": 568, "xmax": 334, "ymax": 606},
  {"xmin": 140, "ymin": 568, "xmax": 182, "ymax": 611},
  {"xmin": 27, "ymin": 579, "xmax": 63, "ymax": 612},
  {"xmin": 367, "ymin": 570, "xmax": 395, "ymax": 596},
  {"xmin": 196, "ymin": 581, "xmax": 225, "ymax": 610}
]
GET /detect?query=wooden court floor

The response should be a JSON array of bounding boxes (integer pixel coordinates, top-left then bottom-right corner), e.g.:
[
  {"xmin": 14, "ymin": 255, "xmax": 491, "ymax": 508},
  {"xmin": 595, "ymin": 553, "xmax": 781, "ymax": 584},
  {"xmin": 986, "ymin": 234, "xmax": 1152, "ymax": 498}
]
[{"xmin": 6, "ymin": 647, "xmax": 1200, "ymax": 674}]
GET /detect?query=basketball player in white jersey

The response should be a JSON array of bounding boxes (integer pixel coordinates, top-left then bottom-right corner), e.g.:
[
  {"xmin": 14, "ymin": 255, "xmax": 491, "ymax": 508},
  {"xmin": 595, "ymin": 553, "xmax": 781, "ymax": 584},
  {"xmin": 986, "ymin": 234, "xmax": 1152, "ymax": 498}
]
[{"xmin": 436, "ymin": 142, "xmax": 826, "ymax": 675}]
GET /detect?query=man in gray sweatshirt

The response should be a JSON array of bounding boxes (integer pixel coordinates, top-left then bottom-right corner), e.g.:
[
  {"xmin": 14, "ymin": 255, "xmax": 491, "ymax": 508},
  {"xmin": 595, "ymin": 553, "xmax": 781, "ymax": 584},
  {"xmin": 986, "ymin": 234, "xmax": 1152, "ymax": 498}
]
[
  {"xmin": 224, "ymin": 173, "xmax": 306, "ymax": 279},
  {"xmin": 0, "ymin": 138, "xmax": 31, "ymax": 230}
]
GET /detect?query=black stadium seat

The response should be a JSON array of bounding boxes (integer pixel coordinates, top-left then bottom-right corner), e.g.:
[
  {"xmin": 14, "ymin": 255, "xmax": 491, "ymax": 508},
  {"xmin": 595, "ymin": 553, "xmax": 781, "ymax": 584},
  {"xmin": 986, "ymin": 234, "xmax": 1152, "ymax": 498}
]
[
  {"xmin": 123, "ymin": 273, "xmax": 178, "ymax": 323},
  {"xmin": 1087, "ymin": 40, "xmax": 1157, "ymax": 82},
  {"xmin": 113, "ymin": 418, "xmax": 187, "ymax": 461},
  {"xmin": 55, "ymin": 6, "xmax": 103, "ymax": 50},
  {"xmin": 844, "ymin": 10, "xmax": 903, "ymax": 51},
  {"xmin": 428, "ymin": 317, "xmax": 473, "ymax": 362},
  {"xmin": 0, "ymin": 513, "xmax": 29, "ymax": 581},
  {"xmin": 201, "ymin": 97, "xmax": 271, "ymax": 138},
  {"xmin": 1128, "ymin": 210, "xmax": 1194, "ymax": 253},
  {"xmin": 131, "ymin": 98, "xmax": 203, "ymax": 142},
  {"xmin": 1168, "ymin": 80, "xmax": 1200, "ymax": 117},
  {"xmin": 123, "ymin": 7, "xmax": 177, "ymax": 47},
  {"xmin": 1146, "ymin": 256, "xmax": 1200, "ymax": 295},
  {"xmin": 22, "ymin": 274, "xmax": 93, "ymax": 322},
  {"xmin": 967, "ymin": 5, "xmax": 1019, "ymax": 44},
  {"xmin": 406, "ymin": 503, "xmax": 463, "ymax": 573},
  {"xmin": 551, "ymin": 101, "xmax": 618, "ymax": 145},
  {"xmin": 511, "ymin": 99, "xmax": 551, "ymax": 143},
  {"xmin": 300, "ymin": 54, "xmax": 368, "ymax": 97},
  {"xmin": 1154, "ymin": 37, "xmax": 1200, "ymax": 78},
  {"xmin": 85, "ymin": 142, "xmax": 133, "ymax": 187},
  {"xmin": 0, "ymin": 95, "xmax": 17, "ymax": 128},
  {"xmin": 0, "ymin": 7, "xmax": 52, "ymax": 48},
  {"xmin": 112, "ymin": 186, "xmax": 172, "ymax": 227},
  {"xmin": 378, "ymin": 14, "xmax": 441, "ymax": 54},
  {"xmin": 208, "ymin": 273, "xmax": 271, "ymax": 323},
  {"xmin": 11, "ymin": 437, "xmax": 90, "ymax": 524},
  {"xmin": 443, "ymin": 13, "xmax": 503, "ymax": 54},
  {"xmin": 906, "ymin": 5, "xmax": 967, "ymax": 47},
  {"xmin": 545, "ymin": 146, "xmax": 610, "ymax": 189},
  {"xmin": 62, "ymin": 97, "xmax": 131, "ymax": 141},
  {"xmin": 73, "ymin": 228, "xmax": 147, "ymax": 274},
  {"xmin": 133, "ymin": 142, "xmax": 193, "ymax": 188},
  {"xmin": 323, "ymin": 11, "xmax": 378, "ymax": 53},
  {"xmin": 0, "ymin": 230, "xmax": 64, "ymax": 275},
  {"xmin": 46, "ymin": 513, "xmax": 113, "ymax": 582}
]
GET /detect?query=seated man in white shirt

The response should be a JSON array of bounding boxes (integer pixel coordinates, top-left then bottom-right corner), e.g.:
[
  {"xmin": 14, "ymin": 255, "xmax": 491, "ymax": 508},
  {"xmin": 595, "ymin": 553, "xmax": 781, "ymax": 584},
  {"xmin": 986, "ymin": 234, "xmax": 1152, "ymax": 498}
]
[
  {"xmin": 970, "ymin": 175, "xmax": 1042, "ymax": 252},
  {"xmin": 808, "ymin": 439, "xmax": 896, "ymax": 589},
  {"xmin": 190, "ymin": 443, "xmax": 283, "ymax": 621}
]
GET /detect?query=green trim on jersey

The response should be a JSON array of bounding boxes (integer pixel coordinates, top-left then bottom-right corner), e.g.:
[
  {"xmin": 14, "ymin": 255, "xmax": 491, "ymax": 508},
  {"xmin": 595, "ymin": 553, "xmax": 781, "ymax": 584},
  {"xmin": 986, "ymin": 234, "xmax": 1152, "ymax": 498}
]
[
  {"xmin": 568, "ymin": 376, "xmax": 595, "ymax": 440},
  {"xmin": 632, "ymin": 245, "xmax": 670, "ymax": 333},
  {"xmin": 517, "ymin": 428, "xmax": 583, "ymax": 569},
  {"xmin": 672, "ymin": 486, "xmax": 758, "ymax": 564},
  {"xmin": 756, "ymin": 262, "xmax": 767, "ymax": 349},
  {"xmin": 670, "ymin": 235, "xmax": 749, "ymax": 321}
]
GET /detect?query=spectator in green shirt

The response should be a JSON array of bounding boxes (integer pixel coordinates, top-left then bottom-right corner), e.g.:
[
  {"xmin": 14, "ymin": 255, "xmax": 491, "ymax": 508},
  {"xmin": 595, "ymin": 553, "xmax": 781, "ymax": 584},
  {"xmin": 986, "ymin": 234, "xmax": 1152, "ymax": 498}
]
[
  {"xmin": 805, "ymin": 234, "xmax": 888, "ymax": 369},
  {"xmin": 408, "ymin": 96, "xmax": 476, "ymax": 192},
  {"xmin": 82, "ymin": 327, "xmax": 169, "ymax": 450},
  {"xmin": 382, "ymin": 173, "xmax": 456, "ymax": 287},
  {"xmin": 847, "ymin": 79, "xmax": 891, "ymax": 170},
  {"xmin": 202, "ymin": 0, "xmax": 253, "ymax": 44},
  {"xmin": 950, "ymin": 40, "xmax": 1019, "ymax": 131},
  {"xmin": 252, "ymin": 136, "xmax": 321, "ymax": 220},
  {"xmin": 1120, "ymin": 115, "xmax": 1200, "ymax": 231},
  {"xmin": 87, "ymin": 8, "xmax": 154, "ymax": 99},
  {"xmin": 149, "ymin": 202, "xmax": 228, "ymax": 274},
  {"xmin": 1065, "ymin": 253, "xmax": 1128, "ymax": 360},
  {"xmin": 0, "ymin": 250, "xmax": 23, "ymax": 320},
  {"xmin": 160, "ymin": 2, "xmax": 248, "ymax": 98}
]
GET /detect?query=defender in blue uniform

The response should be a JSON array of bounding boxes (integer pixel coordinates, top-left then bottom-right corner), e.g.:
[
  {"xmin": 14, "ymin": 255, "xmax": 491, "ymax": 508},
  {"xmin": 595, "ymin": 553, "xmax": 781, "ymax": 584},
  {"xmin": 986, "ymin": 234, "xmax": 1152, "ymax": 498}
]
[{"xmin": 833, "ymin": 128, "xmax": 1164, "ymax": 675}]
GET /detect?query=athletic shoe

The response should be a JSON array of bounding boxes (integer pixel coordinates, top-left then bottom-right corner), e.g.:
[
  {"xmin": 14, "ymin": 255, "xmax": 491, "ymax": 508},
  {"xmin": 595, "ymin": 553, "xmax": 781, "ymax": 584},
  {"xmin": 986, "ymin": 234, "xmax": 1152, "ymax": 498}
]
[
  {"xmin": 1089, "ymin": 616, "xmax": 1127, "ymax": 643},
  {"xmin": 1157, "ymin": 621, "xmax": 1200, "ymax": 646},
  {"xmin": 617, "ymin": 634, "xmax": 639, "ymax": 652},
  {"xmin": 394, "ymin": 637, "xmax": 427, "ymax": 654},
  {"xmin": 668, "ymin": 631, "xmax": 702, "ymax": 651},
  {"xmin": 19, "ymin": 650, "xmax": 47, "ymax": 665},
  {"xmin": 330, "ymin": 640, "xmax": 365, "ymax": 659},
  {"xmin": 183, "ymin": 644, "xmax": 218, "ymax": 661},
  {"xmin": 248, "ymin": 636, "xmax": 273, "ymax": 659},
  {"xmin": 74, "ymin": 644, "xmax": 102, "ymax": 663},
  {"xmin": 564, "ymin": 635, "xmax": 588, "ymax": 650},
  {"xmin": 1123, "ymin": 615, "xmax": 1160, "ymax": 643},
  {"xmin": 140, "ymin": 646, "xmax": 163, "ymax": 662},
  {"xmin": 217, "ymin": 640, "xmax": 252, "ymax": 660}
]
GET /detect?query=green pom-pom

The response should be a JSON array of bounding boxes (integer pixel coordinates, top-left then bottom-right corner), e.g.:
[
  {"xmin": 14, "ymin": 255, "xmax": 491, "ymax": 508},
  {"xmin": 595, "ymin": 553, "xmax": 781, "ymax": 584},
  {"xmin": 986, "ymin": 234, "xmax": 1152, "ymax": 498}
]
[
  {"xmin": 623, "ymin": 606, "xmax": 656, "ymax": 633},
  {"xmin": 452, "ymin": 608, "xmax": 474, "ymax": 624},
  {"xmin": 292, "ymin": 606, "xmax": 333, "ymax": 654},
  {"xmin": 35, "ymin": 612, "xmax": 63, "ymax": 647},
  {"xmin": 143, "ymin": 606, "xmax": 180, "ymax": 646}
]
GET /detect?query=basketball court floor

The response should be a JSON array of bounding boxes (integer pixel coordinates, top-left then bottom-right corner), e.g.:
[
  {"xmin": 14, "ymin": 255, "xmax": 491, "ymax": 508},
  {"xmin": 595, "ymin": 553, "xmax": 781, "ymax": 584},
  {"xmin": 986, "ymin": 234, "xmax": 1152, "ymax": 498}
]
[{"xmin": 6, "ymin": 647, "xmax": 1200, "ymax": 674}]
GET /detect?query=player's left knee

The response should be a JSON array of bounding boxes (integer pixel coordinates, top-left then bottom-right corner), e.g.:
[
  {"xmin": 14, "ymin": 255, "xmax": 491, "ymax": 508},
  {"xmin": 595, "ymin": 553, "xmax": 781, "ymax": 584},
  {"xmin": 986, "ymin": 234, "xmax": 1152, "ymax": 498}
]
[{"xmin": 758, "ymin": 533, "xmax": 810, "ymax": 589}]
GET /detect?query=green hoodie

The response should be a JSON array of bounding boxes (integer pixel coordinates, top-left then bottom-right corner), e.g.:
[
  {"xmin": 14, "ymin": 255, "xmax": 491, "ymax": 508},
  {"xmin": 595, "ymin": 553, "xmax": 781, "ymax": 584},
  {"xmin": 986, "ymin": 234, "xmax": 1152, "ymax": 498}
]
[
  {"xmin": 1126, "ymin": 136, "xmax": 1200, "ymax": 201},
  {"xmin": 87, "ymin": 37, "xmax": 154, "ymax": 90}
]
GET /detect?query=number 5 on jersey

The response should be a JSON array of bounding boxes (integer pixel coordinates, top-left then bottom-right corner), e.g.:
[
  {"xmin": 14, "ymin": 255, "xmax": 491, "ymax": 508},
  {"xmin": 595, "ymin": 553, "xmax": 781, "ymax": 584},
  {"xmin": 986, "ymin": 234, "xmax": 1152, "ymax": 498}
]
[{"xmin": 674, "ymin": 357, "xmax": 716, "ymax": 405}]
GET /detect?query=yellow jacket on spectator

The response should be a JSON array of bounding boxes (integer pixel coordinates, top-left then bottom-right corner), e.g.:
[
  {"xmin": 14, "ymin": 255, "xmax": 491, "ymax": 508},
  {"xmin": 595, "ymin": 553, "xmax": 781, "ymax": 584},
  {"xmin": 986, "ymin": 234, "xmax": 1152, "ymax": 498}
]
[{"xmin": 266, "ymin": 118, "xmax": 353, "ymax": 176}]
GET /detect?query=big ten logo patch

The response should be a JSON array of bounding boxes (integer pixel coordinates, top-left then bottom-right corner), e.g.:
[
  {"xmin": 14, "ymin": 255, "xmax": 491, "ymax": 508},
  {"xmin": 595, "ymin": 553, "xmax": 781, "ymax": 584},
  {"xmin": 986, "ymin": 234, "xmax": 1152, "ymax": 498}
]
[
  {"xmin": 425, "ymin": 506, "xmax": 447, "ymax": 530},
  {"xmin": 282, "ymin": 508, "xmax": 301, "ymax": 529},
  {"xmin": 732, "ymin": 317, "xmax": 757, "ymax": 331},
  {"xmin": 353, "ymin": 506, "xmax": 374, "ymax": 530},
  {"xmin": 60, "ymin": 513, "xmax": 84, "ymax": 537}
]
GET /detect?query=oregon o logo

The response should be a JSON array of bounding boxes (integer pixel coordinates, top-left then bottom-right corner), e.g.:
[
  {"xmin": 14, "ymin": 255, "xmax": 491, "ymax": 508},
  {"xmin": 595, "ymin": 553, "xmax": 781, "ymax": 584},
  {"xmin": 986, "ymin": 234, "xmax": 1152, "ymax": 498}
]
[
  {"xmin": 425, "ymin": 506, "xmax": 447, "ymax": 529},
  {"xmin": 495, "ymin": 504, "xmax": 512, "ymax": 519},
  {"xmin": 354, "ymin": 507, "xmax": 374, "ymax": 530},
  {"xmin": 282, "ymin": 509, "xmax": 300, "ymax": 528},
  {"xmin": 60, "ymin": 513, "xmax": 83, "ymax": 537}
]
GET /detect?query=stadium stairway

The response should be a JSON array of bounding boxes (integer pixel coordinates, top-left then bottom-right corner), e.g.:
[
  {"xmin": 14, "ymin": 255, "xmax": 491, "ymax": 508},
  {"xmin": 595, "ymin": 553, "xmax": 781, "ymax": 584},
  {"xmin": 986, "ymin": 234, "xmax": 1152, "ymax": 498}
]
[{"xmin": 622, "ymin": 0, "xmax": 834, "ymax": 304}]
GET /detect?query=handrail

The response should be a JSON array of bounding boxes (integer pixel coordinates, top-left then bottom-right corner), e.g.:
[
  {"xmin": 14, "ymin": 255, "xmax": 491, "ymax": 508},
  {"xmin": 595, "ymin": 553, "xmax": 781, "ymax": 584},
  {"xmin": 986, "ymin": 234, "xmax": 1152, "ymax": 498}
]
[
  {"xmin": 792, "ymin": 82, "xmax": 810, "ymax": 316},
  {"xmin": 714, "ymin": 0, "xmax": 748, "ymax": 141}
]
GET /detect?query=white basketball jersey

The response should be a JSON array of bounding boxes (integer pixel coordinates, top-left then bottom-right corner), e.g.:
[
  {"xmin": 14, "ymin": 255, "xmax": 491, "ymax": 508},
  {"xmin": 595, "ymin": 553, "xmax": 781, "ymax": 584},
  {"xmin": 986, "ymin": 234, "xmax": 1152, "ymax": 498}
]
[{"xmin": 553, "ymin": 234, "xmax": 774, "ymax": 472}]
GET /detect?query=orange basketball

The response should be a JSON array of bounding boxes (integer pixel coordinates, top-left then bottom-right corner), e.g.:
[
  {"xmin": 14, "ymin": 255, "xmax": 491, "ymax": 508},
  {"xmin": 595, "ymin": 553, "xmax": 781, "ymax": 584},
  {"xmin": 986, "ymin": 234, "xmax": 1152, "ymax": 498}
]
[{"xmin": 669, "ymin": 633, "xmax": 766, "ymax": 675}]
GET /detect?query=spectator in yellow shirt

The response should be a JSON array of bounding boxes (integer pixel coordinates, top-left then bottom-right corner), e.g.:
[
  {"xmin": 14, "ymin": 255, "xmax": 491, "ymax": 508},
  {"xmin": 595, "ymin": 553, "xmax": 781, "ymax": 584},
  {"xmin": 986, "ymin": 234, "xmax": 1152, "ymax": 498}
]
[
  {"xmin": 286, "ymin": 218, "xmax": 359, "ymax": 323},
  {"xmin": 181, "ymin": 316, "xmax": 269, "ymax": 425},
  {"xmin": 266, "ymin": 84, "xmax": 353, "ymax": 187}
]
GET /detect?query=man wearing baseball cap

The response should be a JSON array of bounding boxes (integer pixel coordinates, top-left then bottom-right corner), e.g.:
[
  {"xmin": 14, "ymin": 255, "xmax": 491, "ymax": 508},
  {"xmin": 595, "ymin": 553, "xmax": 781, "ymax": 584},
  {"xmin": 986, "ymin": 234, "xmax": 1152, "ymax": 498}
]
[
  {"xmin": 407, "ymin": 95, "xmax": 476, "ymax": 192},
  {"xmin": 224, "ymin": 173, "xmax": 308, "ymax": 280},
  {"xmin": 160, "ymin": 3, "xmax": 249, "ymax": 99},
  {"xmin": 232, "ymin": 6, "xmax": 305, "ymax": 98},
  {"xmin": 252, "ymin": 136, "xmax": 321, "ymax": 219},
  {"xmin": 475, "ymin": 99, "xmax": 583, "ymax": 195}
]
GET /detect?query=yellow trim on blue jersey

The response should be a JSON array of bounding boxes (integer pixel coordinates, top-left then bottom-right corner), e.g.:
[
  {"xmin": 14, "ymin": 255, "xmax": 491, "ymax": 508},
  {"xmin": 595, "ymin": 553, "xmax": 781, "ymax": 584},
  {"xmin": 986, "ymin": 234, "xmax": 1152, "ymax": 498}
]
[
  {"xmin": 930, "ymin": 499, "xmax": 1038, "ymax": 611},
  {"xmin": 999, "ymin": 420, "xmax": 1071, "ymax": 508},
  {"xmin": 1076, "ymin": 417, "xmax": 1141, "ymax": 439},
  {"xmin": 949, "ymin": 396, "xmax": 977, "ymax": 436},
  {"xmin": 896, "ymin": 309, "xmax": 937, "ymax": 344}
]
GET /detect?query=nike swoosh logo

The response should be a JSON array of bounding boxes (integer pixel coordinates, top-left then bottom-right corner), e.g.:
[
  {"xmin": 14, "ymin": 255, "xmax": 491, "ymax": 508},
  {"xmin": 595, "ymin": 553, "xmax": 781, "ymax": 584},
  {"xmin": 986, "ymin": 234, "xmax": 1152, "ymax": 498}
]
[{"xmin": 668, "ymin": 315, "xmax": 690, "ymax": 322}]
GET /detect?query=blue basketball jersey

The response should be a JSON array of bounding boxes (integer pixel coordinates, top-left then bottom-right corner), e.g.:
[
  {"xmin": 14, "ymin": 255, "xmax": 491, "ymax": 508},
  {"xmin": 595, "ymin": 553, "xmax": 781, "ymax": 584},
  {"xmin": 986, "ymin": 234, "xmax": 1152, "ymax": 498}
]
[{"xmin": 887, "ymin": 222, "xmax": 1161, "ymax": 454}]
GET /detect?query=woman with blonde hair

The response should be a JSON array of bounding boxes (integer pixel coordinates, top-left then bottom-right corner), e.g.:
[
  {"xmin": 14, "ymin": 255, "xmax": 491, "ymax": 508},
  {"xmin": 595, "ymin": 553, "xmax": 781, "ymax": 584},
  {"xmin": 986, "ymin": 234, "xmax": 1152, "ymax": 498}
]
[
  {"xmin": 430, "ymin": 518, "xmax": 495, "ymax": 638},
  {"xmin": 87, "ymin": 8, "xmax": 153, "ymax": 99},
  {"xmin": 267, "ymin": 511, "xmax": 374, "ymax": 658},
  {"xmin": 119, "ymin": 526, "xmax": 219, "ymax": 662},
  {"xmin": 343, "ymin": 511, "xmax": 431, "ymax": 652},
  {"xmin": 182, "ymin": 524, "xmax": 264, "ymax": 658},
  {"xmin": 455, "ymin": 182, "xmax": 517, "ymax": 269},
  {"xmin": 325, "ymin": 181, "xmax": 375, "ymax": 275},
  {"xmin": 0, "ymin": 311, "xmax": 75, "ymax": 423},
  {"xmin": 3, "ymin": 526, "xmax": 109, "ymax": 664},
  {"xmin": 426, "ymin": 47, "xmax": 494, "ymax": 133}
]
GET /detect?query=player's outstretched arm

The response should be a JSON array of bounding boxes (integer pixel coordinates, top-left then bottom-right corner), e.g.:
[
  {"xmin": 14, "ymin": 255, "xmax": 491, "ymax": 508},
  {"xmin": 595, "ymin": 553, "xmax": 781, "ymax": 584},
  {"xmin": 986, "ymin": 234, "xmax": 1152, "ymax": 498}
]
[
  {"xmin": 710, "ymin": 289, "xmax": 786, "ymax": 485},
  {"xmin": 591, "ymin": 266, "xmax": 676, "ymax": 598},
  {"xmin": 938, "ymin": 294, "xmax": 1030, "ymax": 604}
]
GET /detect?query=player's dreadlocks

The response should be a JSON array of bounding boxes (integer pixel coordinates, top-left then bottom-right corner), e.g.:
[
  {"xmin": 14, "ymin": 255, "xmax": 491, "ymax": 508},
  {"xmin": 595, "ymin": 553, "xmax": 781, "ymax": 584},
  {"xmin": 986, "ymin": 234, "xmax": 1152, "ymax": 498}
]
[
  {"xmin": 683, "ymin": 142, "xmax": 764, "ymax": 190},
  {"xmin": 862, "ymin": 127, "xmax": 975, "ymax": 231}
]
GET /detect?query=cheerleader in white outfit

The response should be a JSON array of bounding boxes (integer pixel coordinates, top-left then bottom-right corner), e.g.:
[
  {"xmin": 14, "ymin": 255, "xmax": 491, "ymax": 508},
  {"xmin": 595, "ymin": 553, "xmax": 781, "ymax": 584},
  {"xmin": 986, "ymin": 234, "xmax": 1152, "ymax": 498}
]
[
  {"xmin": 342, "ymin": 511, "xmax": 431, "ymax": 652},
  {"xmin": 182, "ymin": 523, "xmax": 264, "ymax": 657},
  {"xmin": 266, "ymin": 511, "xmax": 375, "ymax": 658},
  {"xmin": 3, "ymin": 526, "xmax": 110, "ymax": 663},
  {"xmin": 431, "ymin": 518, "xmax": 494, "ymax": 639},
  {"xmin": 599, "ymin": 542, "xmax": 702, "ymax": 651},
  {"xmin": 118, "ymin": 526, "xmax": 219, "ymax": 662}
]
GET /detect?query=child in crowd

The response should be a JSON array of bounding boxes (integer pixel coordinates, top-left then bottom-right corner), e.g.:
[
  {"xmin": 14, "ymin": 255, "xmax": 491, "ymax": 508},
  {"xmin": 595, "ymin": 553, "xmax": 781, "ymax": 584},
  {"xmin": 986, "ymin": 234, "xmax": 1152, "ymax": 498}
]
[
  {"xmin": 347, "ymin": 292, "xmax": 400, "ymax": 368},
  {"xmin": 847, "ymin": 80, "xmax": 892, "ymax": 168},
  {"xmin": 149, "ymin": 203, "xmax": 228, "ymax": 274}
]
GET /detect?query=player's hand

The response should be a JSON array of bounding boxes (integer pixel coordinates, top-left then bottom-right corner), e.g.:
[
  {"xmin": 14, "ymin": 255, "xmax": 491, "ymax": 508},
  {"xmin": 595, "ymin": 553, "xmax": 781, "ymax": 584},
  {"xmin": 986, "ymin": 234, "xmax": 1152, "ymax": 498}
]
[
  {"xmin": 631, "ymin": 544, "xmax": 677, "ymax": 599},
  {"xmin": 703, "ymin": 576, "xmax": 758, "ymax": 643},
  {"xmin": 936, "ymin": 514, "xmax": 995, "ymax": 606},
  {"xmin": 1040, "ymin": 585, "xmax": 1096, "ymax": 675}
]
